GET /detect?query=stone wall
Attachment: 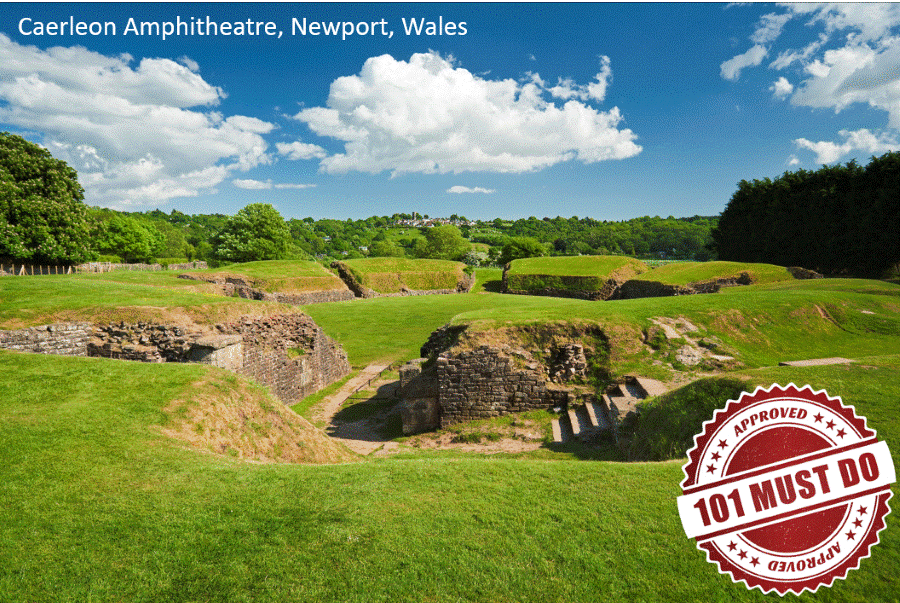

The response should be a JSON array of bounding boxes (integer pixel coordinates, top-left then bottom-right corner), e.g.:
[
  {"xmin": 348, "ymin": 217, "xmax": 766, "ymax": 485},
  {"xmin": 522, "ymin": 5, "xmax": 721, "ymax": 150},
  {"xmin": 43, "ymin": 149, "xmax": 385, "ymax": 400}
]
[
  {"xmin": 3, "ymin": 314, "xmax": 350, "ymax": 407},
  {"xmin": 216, "ymin": 314, "xmax": 351, "ymax": 403},
  {"xmin": 0, "ymin": 323, "xmax": 92, "ymax": 356},
  {"xmin": 177, "ymin": 274, "xmax": 355, "ymax": 305},
  {"xmin": 436, "ymin": 346, "xmax": 570, "ymax": 427}
]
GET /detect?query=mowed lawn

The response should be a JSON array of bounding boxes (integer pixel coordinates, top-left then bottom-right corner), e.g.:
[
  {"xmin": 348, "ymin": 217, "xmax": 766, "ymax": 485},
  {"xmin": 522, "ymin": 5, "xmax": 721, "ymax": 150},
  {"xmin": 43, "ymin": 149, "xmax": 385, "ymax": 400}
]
[{"xmin": 1, "ymin": 270, "xmax": 899, "ymax": 602}]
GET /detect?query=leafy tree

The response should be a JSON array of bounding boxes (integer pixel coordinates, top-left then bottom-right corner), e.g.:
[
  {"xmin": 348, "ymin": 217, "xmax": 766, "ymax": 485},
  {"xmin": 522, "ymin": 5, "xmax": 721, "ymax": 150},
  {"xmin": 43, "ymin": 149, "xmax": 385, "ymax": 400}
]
[
  {"xmin": 212, "ymin": 203, "xmax": 292, "ymax": 263},
  {"xmin": 0, "ymin": 131, "xmax": 95, "ymax": 263},
  {"xmin": 499, "ymin": 237, "xmax": 548, "ymax": 265},
  {"xmin": 413, "ymin": 224, "xmax": 471, "ymax": 260},
  {"xmin": 96, "ymin": 216, "xmax": 165, "ymax": 263},
  {"xmin": 369, "ymin": 240, "xmax": 406, "ymax": 257}
]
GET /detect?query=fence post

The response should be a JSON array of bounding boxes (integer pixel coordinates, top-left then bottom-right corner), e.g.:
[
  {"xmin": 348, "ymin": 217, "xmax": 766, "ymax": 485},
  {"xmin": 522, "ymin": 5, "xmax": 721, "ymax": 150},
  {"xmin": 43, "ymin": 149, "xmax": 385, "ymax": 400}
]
[{"xmin": 19, "ymin": 265, "xmax": 25, "ymax": 276}]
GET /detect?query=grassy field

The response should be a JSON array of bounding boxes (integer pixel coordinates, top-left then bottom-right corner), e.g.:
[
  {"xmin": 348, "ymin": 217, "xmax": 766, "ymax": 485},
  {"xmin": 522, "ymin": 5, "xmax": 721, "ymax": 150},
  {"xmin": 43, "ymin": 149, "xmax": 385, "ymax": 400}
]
[
  {"xmin": 0, "ymin": 272, "xmax": 297, "ymax": 329},
  {"xmin": 341, "ymin": 257, "xmax": 469, "ymax": 293},
  {"xmin": 1, "ymin": 268, "xmax": 899, "ymax": 602},
  {"xmin": 640, "ymin": 260, "xmax": 795, "ymax": 285},
  {"xmin": 505, "ymin": 255, "xmax": 648, "ymax": 292},
  {"xmin": 187, "ymin": 260, "xmax": 348, "ymax": 293}
]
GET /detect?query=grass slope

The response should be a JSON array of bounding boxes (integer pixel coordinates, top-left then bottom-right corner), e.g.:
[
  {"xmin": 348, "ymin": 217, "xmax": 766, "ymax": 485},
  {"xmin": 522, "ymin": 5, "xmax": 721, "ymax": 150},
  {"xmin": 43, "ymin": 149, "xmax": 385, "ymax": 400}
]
[
  {"xmin": 342, "ymin": 257, "xmax": 469, "ymax": 293},
  {"xmin": 641, "ymin": 260, "xmax": 794, "ymax": 285},
  {"xmin": 0, "ymin": 272, "xmax": 298, "ymax": 329},
  {"xmin": 506, "ymin": 255, "xmax": 647, "ymax": 292},
  {"xmin": 189, "ymin": 260, "xmax": 348, "ymax": 293},
  {"xmin": 1, "ymin": 350, "xmax": 898, "ymax": 602}
]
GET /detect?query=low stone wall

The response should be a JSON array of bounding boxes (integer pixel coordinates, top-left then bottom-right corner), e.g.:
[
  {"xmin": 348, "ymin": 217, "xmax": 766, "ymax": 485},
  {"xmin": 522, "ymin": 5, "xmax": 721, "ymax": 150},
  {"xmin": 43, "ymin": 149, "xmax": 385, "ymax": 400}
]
[
  {"xmin": 436, "ymin": 346, "xmax": 570, "ymax": 427},
  {"xmin": 177, "ymin": 274, "xmax": 355, "ymax": 305},
  {"xmin": 89, "ymin": 322, "xmax": 202, "ymax": 362},
  {"xmin": 2, "ymin": 314, "xmax": 350, "ymax": 407},
  {"xmin": 216, "ymin": 314, "xmax": 351, "ymax": 403},
  {"xmin": 616, "ymin": 273, "xmax": 752, "ymax": 300},
  {"xmin": 0, "ymin": 323, "xmax": 92, "ymax": 356}
]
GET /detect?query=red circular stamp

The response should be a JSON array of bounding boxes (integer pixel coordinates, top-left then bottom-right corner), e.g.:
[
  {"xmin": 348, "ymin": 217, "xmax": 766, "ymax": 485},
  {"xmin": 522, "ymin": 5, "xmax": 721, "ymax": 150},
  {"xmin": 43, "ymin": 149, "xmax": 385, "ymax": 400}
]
[{"xmin": 677, "ymin": 383, "xmax": 895, "ymax": 595}]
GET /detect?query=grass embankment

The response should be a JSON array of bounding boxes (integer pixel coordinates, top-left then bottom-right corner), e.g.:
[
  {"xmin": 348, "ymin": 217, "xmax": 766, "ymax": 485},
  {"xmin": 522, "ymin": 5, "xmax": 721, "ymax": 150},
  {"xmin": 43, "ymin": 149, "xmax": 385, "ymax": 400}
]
[
  {"xmin": 505, "ymin": 255, "xmax": 648, "ymax": 292},
  {"xmin": 187, "ymin": 259, "xmax": 348, "ymax": 293},
  {"xmin": 341, "ymin": 257, "xmax": 470, "ymax": 293},
  {"xmin": 452, "ymin": 278, "xmax": 900, "ymax": 370},
  {"xmin": 0, "ymin": 272, "xmax": 300, "ymax": 329},
  {"xmin": 640, "ymin": 260, "xmax": 795, "ymax": 285},
  {"xmin": 1, "ymin": 349, "xmax": 898, "ymax": 601}
]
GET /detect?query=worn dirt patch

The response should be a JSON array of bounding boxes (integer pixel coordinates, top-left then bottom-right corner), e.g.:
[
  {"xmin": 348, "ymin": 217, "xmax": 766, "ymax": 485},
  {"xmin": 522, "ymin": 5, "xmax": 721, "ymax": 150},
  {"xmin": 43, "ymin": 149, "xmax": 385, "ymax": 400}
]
[{"xmin": 160, "ymin": 372, "xmax": 357, "ymax": 464}]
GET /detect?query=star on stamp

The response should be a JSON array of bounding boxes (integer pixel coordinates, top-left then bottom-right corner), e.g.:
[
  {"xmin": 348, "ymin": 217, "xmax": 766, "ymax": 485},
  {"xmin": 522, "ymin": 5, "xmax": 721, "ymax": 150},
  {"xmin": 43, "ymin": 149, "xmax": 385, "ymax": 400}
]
[{"xmin": 677, "ymin": 383, "xmax": 896, "ymax": 595}]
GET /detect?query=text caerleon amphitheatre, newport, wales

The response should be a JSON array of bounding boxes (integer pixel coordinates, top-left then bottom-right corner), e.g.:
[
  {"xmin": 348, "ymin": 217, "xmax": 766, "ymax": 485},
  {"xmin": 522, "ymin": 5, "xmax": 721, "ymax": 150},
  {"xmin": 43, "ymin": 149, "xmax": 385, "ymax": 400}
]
[{"xmin": 17, "ymin": 15, "xmax": 468, "ymax": 41}]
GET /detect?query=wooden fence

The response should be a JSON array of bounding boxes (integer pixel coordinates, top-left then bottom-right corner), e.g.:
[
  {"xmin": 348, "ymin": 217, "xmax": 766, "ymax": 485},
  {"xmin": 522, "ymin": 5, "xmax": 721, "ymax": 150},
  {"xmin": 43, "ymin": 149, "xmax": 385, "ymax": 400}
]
[{"xmin": 1, "ymin": 261, "xmax": 207, "ymax": 276}]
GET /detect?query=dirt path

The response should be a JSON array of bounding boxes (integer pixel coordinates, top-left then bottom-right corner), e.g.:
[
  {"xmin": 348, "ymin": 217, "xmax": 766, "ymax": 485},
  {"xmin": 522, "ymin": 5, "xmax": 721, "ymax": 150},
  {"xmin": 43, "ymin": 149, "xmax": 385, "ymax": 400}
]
[
  {"xmin": 313, "ymin": 361, "xmax": 395, "ymax": 456},
  {"xmin": 313, "ymin": 361, "xmax": 392, "ymax": 425}
]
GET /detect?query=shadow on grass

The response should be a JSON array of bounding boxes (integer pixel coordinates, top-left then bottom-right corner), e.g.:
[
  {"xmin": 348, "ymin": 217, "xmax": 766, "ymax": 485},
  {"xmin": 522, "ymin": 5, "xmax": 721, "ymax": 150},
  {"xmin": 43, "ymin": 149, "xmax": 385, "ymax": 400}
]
[
  {"xmin": 542, "ymin": 440, "xmax": 625, "ymax": 461},
  {"xmin": 480, "ymin": 279, "xmax": 504, "ymax": 293}
]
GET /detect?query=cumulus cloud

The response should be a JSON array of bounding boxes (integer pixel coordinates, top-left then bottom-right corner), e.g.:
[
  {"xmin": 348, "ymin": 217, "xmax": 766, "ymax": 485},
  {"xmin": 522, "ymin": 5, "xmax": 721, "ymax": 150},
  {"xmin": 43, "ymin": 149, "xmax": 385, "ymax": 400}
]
[
  {"xmin": 276, "ymin": 141, "xmax": 327, "ymax": 160},
  {"xmin": 794, "ymin": 128, "xmax": 899, "ymax": 164},
  {"xmin": 548, "ymin": 56, "xmax": 612, "ymax": 102},
  {"xmin": 447, "ymin": 186, "xmax": 495, "ymax": 194},
  {"xmin": 291, "ymin": 51, "xmax": 640, "ymax": 176},
  {"xmin": 233, "ymin": 178, "xmax": 316, "ymax": 190},
  {"xmin": 721, "ymin": 44, "xmax": 768, "ymax": 80},
  {"xmin": 730, "ymin": 5, "xmax": 900, "ymax": 130},
  {"xmin": 0, "ymin": 34, "xmax": 275, "ymax": 207},
  {"xmin": 770, "ymin": 76, "xmax": 794, "ymax": 99}
]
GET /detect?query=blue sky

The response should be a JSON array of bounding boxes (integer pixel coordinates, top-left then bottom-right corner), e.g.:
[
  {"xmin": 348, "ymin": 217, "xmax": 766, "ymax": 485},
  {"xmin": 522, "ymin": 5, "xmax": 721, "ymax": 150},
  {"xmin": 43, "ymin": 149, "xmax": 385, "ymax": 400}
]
[{"xmin": 1, "ymin": 2, "xmax": 898, "ymax": 221}]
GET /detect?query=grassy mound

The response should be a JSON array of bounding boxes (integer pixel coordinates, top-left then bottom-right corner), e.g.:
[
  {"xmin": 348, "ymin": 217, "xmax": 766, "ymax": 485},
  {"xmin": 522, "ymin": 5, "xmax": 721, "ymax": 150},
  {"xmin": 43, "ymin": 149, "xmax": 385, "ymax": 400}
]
[
  {"xmin": 505, "ymin": 255, "xmax": 648, "ymax": 293},
  {"xmin": 626, "ymin": 377, "xmax": 750, "ymax": 461},
  {"xmin": 341, "ymin": 257, "xmax": 471, "ymax": 293},
  {"xmin": 189, "ymin": 260, "xmax": 348, "ymax": 293},
  {"xmin": 0, "ymin": 272, "xmax": 299, "ymax": 329},
  {"xmin": 639, "ymin": 260, "xmax": 794, "ymax": 286}
]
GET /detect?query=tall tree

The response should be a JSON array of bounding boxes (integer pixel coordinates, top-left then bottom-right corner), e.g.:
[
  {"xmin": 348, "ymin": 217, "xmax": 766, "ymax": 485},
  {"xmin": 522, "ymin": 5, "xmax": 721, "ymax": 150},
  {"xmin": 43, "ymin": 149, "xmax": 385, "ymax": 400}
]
[
  {"xmin": 413, "ymin": 224, "xmax": 470, "ymax": 260},
  {"xmin": 0, "ymin": 132, "xmax": 95, "ymax": 264},
  {"xmin": 212, "ymin": 203, "xmax": 292, "ymax": 263}
]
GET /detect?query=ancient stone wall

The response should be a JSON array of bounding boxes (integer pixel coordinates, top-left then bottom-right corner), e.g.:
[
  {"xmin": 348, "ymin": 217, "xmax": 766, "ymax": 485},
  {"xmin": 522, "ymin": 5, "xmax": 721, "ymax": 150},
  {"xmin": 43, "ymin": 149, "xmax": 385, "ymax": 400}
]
[
  {"xmin": 436, "ymin": 346, "xmax": 570, "ymax": 427},
  {"xmin": 216, "ymin": 314, "xmax": 351, "ymax": 403},
  {"xmin": 331, "ymin": 261, "xmax": 475, "ymax": 299},
  {"xmin": 0, "ymin": 323, "xmax": 92, "ymax": 356},
  {"xmin": 177, "ymin": 274, "xmax": 355, "ymax": 305},
  {"xmin": 3, "ymin": 314, "xmax": 350, "ymax": 407}
]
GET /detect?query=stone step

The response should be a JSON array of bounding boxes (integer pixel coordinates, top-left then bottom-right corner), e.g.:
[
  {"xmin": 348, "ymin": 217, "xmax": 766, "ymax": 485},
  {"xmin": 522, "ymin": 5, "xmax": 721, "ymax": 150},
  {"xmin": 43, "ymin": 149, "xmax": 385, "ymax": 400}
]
[
  {"xmin": 633, "ymin": 376, "xmax": 668, "ymax": 398},
  {"xmin": 551, "ymin": 418, "xmax": 563, "ymax": 443},
  {"xmin": 567, "ymin": 407, "xmax": 582, "ymax": 437},
  {"xmin": 586, "ymin": 400, "xmax": 611, "ymax": 430}
]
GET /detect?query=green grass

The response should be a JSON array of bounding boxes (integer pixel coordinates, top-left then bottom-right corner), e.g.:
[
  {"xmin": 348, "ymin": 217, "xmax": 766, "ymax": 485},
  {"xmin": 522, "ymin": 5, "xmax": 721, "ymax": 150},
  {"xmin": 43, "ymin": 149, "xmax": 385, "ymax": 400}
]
[
  {"xmin": 342, "ymin": 257, "xmax": 469, "ymax": 293},
  {"xmin": 1, "ymin": 349, "xmax": 898, "ymax": 602},
  {"xmin": 507, "ymin": 255, "xmax": 648, "ymax": 277},
  {"xmin": 2, "ymin": 270, "xmax": 900, "ymax": 602},
  {"xmin": 641, "ymin": 260, "xmax": 795, "ymax": 285},
  {"xmin": 0, "ymin": 272, "xmax": 284, "ymax": 328},
  {"xmin": 506, "ymin": 255, "xmax": 647, "ymax": 292},
  {"xmin": 188, "ymin": 260, "xmax": 347, "ymax": 293}
]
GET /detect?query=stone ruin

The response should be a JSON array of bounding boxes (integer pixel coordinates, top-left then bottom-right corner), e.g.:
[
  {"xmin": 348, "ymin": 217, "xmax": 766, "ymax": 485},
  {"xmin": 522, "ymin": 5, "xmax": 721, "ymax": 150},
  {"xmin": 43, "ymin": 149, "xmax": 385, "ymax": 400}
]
[{"xmin": 0, "ymin": 313, "xmax": 350, "ymax": 406}]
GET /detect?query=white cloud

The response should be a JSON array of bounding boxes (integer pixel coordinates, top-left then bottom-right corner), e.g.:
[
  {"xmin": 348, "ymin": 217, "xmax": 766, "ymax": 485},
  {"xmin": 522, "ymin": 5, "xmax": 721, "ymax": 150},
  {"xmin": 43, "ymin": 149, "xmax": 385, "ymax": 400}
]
[
  {"xmin": 447, "ymin": 186, "xmax": 495, "ymax": 194},
  {"xmin": 547, "ymin": 56, "xmax": 612, "ymax": 103},
  {"xmin": 794, "ymin": 128, "xmax": 899, "ymax": 164},
  {"xmin": 292, "ymin": 51, "xmax": 640, "ymax": 176},
  {"xmin": 0, "ymin": 34, "xmax": 275, "ymax": 207},
  {"xmin": 720, "ymin": 44, "xmax": 767, "ymax": 81},
  {"xmin": 770, "ymin": 76, "xmax": 794, "ymax": 99},
  {"xmin": 730, "ymin": 5, "xmax": 900, "ymax": 152},
  {"xmin": 788, "ymin": 154, "xmax": 800, "ymax": 166},
  {"xmin": 276, "ymin": 141, "xmax": 327, "ymax": 160},
  {"xmin": 233, "ymin": 178, "xmax": 316, "ymax": 190},
  {"xmin": 751, "ymin": 12, "xmax": 791, "ymax": 45}
]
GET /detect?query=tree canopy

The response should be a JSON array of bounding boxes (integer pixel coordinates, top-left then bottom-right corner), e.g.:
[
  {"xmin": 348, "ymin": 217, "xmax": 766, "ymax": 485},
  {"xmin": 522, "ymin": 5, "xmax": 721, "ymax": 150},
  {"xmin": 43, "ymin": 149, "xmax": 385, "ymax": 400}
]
[
  {"xmin": 711, "ymin": 152, "xmax": 899, "ymax": 276},
  {"xmin": 0, "ymin": 132, "xmax": 94, "ymax": 264},
  {"xmin": 212, "ymin": 203, "xmax": 293, "ymax": 263},
  {"xmin": 499, "ymin": 237, "xmax": 548, "ymax": 266},
  {"xmin": 413, "ymin": 224, "xmax": 471, "ymax": 261}
]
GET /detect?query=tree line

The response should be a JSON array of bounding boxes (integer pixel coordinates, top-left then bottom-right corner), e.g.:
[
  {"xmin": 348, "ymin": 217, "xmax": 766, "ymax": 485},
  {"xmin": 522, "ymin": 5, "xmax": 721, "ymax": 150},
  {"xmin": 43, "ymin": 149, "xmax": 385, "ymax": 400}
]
[{"xmin": 711, "ymin": 152, "xmax": 899, "ymax": 277}]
